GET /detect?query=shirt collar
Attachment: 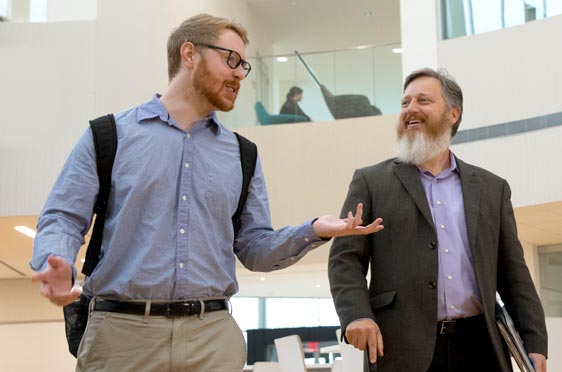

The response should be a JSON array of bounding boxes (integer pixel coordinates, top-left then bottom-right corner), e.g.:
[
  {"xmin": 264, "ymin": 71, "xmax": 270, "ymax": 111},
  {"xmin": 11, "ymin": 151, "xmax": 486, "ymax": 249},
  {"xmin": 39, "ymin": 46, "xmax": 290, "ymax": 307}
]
[
  {"xmin": 418, "ymin": 151, "xmax": 459, "ymax": 179},
  {"xmin": 136, "ymin": 94, "xmax": 222, "ymax": 136}
]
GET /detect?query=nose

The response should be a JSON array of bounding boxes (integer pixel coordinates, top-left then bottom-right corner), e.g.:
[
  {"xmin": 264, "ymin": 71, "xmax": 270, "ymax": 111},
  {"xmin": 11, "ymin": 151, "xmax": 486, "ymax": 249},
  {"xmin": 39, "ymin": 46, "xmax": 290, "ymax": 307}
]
[{"xmin": 233, "ymin": 64, "xmax": 245, "ymax": 80}]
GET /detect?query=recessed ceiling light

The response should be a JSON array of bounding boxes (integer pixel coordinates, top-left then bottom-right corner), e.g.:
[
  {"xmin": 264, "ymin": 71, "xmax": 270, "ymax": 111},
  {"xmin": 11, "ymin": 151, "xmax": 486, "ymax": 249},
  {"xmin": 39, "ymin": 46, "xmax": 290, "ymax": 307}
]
[
  {"xmin": 364, "ymin": 11, "xmax": 373, "ymax": 17},
  {"xmin": 277, "ymin": 56, "xmax": 288, "ymax": 62},
  {"xmin": 14, "ymin": 226, "xmax": 36, "ymax": 239},
  {"xmin": 315, "ymin": 284, "xmax": 321, "ymax": 288},
  {"xmin": 260, "ymin": 277, "xmax": 266, "ymax": 281},
  {"xmin": 392, "ymin": 48, "xmax": 403, "ymax": 54}
]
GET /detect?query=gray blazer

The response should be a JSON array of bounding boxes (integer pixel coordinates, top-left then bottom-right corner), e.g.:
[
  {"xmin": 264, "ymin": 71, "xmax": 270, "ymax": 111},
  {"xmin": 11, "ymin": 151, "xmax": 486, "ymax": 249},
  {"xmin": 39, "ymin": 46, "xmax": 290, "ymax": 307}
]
[{"xmin": 328, "ymin": 156, "xmax": 548, "ymax": 371}]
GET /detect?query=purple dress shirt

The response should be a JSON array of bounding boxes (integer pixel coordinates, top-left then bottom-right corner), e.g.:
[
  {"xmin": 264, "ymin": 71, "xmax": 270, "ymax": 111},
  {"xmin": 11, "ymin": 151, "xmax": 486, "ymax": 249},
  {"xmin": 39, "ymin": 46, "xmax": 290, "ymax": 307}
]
[{"xmin": 418, "ymin": 152, "xmax": 484, "ymax": 320}]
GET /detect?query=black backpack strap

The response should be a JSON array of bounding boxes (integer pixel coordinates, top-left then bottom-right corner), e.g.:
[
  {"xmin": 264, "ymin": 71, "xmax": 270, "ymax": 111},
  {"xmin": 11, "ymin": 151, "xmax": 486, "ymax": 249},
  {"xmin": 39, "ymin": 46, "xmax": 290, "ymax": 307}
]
[
  {"xmin": 82, "ymin": 114, "xmax": 118, "ymax": 276},
  {"xmin": 232, "ymin": 132, "xmax": 258, "ymax": 234}
]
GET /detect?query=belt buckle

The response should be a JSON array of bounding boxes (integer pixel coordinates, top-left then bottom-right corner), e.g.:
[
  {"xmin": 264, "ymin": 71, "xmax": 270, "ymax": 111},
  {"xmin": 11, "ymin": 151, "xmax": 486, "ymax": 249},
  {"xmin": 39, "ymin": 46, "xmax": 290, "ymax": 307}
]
[
  {"xmin": 440, "ymin": 320, "xmax": 456, "ymax": 335},
  {"xmin": 166, "ymin": 301, "xmax": 194, "ymax": 317}
]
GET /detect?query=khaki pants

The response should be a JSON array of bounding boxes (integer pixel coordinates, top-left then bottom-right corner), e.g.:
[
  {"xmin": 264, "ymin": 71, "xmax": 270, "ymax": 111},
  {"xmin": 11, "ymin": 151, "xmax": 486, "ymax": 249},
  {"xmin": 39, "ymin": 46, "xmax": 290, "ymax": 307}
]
[{"xmin": 76, "ymin": 308, "xmax": 247, "ymax": 372}]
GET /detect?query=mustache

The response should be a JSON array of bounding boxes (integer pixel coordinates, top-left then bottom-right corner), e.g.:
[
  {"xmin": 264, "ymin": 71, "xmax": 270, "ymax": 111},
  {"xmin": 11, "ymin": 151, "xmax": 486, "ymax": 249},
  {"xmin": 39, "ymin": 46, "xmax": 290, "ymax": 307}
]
[{"xmin": 224, "ymin": 80, "xmax": 240, "ymax": 91}]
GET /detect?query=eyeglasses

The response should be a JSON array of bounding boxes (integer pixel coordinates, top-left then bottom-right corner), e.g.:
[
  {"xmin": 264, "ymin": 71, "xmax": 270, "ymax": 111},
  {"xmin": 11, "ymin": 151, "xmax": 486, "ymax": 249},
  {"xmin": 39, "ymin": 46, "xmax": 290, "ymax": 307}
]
[{"xmin": 197, "ymin": 44, "xmax": 251, "ymax": 77}]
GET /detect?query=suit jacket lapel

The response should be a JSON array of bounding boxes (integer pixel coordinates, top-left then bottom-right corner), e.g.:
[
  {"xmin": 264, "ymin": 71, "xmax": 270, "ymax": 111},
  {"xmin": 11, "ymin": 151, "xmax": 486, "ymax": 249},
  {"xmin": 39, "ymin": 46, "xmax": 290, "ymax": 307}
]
[
  {"xmin": 393, "ymin": 161, "xmax": 435, "ymax": 227},
  {"xmin": 457, "ymin": 157, "xmax": 481, "ymax": 254}
]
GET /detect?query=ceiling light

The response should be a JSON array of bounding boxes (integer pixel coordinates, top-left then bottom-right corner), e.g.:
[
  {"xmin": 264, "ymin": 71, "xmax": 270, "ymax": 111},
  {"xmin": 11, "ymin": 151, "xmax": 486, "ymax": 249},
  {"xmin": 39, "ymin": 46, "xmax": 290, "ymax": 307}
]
[
  {"xmin": 14, "ymin": 225, "xmax": 36, "ymax": 239},
  {"xmin": 315, "ymin": 284, "xmax": 321, "ymax": 288},
  {"xmin": 392, "ymin": 48, "xmax": 403, "ymax": 54},
  {"xmin": 364, "ymin": 11, "xmax": 373, "ymax": 17},
  {"xmin": 260, "ymin": 277, "xmax": 266, "ymax": 281},
  {"xmin": 276, "ymin": 56, "xmax": 288, "ymax": 62}
]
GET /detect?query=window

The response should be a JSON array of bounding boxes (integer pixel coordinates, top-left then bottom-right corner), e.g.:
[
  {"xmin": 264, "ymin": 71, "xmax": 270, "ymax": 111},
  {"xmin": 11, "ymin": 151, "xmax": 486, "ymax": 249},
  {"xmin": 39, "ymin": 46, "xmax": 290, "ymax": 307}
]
[
  {"xmin": 538, "ymin": 244, "xmax": 562, "ymax": 317},
  {"xmin": 442, "ymin": 0, "xmax": 562, "ymax": 39}
]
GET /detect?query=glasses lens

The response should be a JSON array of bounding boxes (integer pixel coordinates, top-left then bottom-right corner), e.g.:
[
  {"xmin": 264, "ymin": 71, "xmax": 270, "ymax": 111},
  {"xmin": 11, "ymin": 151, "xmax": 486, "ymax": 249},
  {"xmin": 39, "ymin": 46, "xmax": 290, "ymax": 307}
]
[
  {"xmin": 242, "ymin": 62, "xmax": 251, "ymax": 77},
  {"xmin": 227, "ymin": 51, "xmax": 242, "ymax": 69}
]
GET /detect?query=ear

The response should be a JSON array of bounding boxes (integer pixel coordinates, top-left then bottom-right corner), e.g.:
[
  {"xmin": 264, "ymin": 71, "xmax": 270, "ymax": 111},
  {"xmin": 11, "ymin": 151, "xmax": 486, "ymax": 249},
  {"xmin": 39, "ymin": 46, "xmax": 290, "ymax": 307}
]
[
  {"xmin": 180, "ymin": 42, "xmax": 197, "ymax": 69},
  {"xmin": 449, "ymin": 107, "xmax": 461, "ymax": 126}
]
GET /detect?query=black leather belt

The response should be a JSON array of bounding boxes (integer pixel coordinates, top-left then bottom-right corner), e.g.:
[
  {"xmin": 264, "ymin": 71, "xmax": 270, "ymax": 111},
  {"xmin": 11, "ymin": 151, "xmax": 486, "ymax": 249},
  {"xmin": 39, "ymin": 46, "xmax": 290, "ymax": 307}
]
[
  {"xmin": 94, "ymin": 298, "xmax": 228, "ymax": 317},
  {"xmin": 437, "ymin": 314, "xmax": 485, "ymax": 335}
]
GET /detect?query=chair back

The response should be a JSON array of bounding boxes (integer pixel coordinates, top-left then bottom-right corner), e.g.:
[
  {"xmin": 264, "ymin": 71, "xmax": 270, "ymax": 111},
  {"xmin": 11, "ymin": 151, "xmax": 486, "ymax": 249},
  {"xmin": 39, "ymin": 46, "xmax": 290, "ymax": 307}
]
[
  {"xmin": 255, "ymin": 101, "xmax": 271, "ymax": 125},
  {"xmin": 255, "ymin": 101, "xmax": 310, "ymax": 125},
  {"xmin": 274, "ymin": 334, "xmax": 307, "ymax": 372},
  {"xmin": 320, "ymin": 84, "xmax": 381, "ymax": 119}
]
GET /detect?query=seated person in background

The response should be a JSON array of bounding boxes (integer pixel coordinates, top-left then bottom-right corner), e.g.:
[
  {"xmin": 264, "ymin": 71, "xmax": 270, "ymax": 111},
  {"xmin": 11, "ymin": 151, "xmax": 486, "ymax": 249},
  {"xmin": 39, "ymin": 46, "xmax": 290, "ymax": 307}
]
[{"xmin": 280, "ymin": 86, "xmax": 311, "ymax": 121}]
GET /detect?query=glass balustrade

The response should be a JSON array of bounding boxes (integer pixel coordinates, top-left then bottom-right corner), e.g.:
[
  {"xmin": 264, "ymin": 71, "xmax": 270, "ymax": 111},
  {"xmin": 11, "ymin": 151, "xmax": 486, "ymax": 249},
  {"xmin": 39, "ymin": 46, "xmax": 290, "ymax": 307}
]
[{"xmin": 244, "ymin": 43, "xmax": 403, "ymax": 127}]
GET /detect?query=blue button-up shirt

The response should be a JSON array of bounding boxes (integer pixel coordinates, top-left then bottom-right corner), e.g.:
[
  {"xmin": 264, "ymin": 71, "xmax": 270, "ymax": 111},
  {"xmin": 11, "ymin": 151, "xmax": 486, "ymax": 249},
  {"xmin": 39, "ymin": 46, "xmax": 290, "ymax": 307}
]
[
  {"xmin": 418, "ymin": 152, "xmax": 483, "ymax": 320},
  {"xmin": 31, "ymin": 95, "xmax": 326, "ymax": 300}
]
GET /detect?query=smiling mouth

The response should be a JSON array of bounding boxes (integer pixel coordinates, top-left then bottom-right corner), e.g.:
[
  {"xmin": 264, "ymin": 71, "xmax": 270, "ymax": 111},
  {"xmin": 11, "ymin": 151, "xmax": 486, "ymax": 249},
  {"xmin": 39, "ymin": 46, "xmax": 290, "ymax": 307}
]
[
  {"xmin": 406, "ymin": 119, "xmax": 423, "ymax": 129},
  {"xmin": 224, "ymin": 82, "xmax": 239, "ymax": 95}
]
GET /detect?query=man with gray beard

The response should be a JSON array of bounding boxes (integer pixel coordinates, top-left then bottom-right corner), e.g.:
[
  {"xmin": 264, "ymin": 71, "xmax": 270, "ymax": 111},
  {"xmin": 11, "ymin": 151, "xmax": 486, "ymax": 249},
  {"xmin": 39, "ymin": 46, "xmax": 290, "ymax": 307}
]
[{"xmin": 328, "ymin": 68, "xmax": 548, "ymax": 372}]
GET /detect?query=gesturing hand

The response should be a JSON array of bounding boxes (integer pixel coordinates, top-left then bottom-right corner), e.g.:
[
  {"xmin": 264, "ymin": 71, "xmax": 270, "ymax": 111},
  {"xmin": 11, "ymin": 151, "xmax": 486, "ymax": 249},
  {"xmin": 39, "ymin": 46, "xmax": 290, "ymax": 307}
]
[
  {"xmin": 312, "ymin": 203, "xmax": 383, "ymax": 239},
  {"xmin": 31, "ymin": 256, "xmax": 81, "ymax": 307}
]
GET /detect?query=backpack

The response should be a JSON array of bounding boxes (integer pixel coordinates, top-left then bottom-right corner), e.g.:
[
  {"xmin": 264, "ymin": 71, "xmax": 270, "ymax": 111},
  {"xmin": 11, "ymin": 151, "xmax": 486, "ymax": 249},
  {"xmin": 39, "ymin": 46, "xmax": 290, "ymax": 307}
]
[{"xmin": 63, "ymin": 113, "xmax": 258, "ymax": 357}]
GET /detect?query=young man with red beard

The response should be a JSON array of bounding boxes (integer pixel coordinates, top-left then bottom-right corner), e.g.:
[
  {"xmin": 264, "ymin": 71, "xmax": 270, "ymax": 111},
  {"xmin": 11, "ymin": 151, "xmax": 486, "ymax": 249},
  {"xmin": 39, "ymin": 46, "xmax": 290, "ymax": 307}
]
[
  {"xmin": 30, "ymin": 14, "xmax": 383, "ymax": 372},
  {"xmin": 329, "ymin": 68, "xmax": 548, "ymax": 372}
]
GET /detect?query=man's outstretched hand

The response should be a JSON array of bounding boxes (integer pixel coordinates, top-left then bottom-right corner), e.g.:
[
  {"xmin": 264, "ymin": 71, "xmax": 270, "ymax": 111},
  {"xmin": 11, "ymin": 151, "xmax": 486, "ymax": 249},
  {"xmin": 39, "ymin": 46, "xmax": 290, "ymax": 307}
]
[
  {"xmin": 312, "ymin": 203, "xmax": 383, "ymax": 239},
  {"xmin": 31, "ymin": 256, "xmax": 81, "ymax": 307}
]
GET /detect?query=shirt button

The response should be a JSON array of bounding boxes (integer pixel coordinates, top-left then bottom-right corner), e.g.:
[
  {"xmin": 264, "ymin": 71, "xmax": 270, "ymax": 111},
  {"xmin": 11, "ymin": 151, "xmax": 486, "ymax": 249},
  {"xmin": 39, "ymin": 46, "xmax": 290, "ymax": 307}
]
[
  {"xmin": 187, "ymin": 133, "xmax": 191, "ymax": 139},
  {"xmin": 428, "ymin": 281, "xmax": 437, "ymax": 289},
  {"xmin": 179, "ymin": 262, "xmax": 184, "ymax": 269},
  {"xmin": 440, "ymin": 224, "xmax": 446, "ymax": 229},
  {"xmin": 436, "ymin": 200, "xmax": 442, "ymax": 205},
  {"xmin": 179, "ymin": 228, "xmax": 185, "ymax": 234},
  {"xmin": 304, "ymin": 237, "xmax": 310, "ymax": 242},
  {"xmin": 444, "ymin": 248, "xmax": 449, "ymax": 253},
  {"xmin": 447, "ymin": 275, "xmax": 453, "ymax": 280},
  {"xmin": 451, "ymin": 305, "xmax": 456, "ymax": 309},
  {"xmin": 184, "ymin": 162, "xmax": 190, "ymax": 168},
  {"xmin": 433, "ymin": 179, "xmax": 437, "ymax": 183},
  {"xmin": 182, "ymin": 195, "xmax": 187, "ymax": 201}
]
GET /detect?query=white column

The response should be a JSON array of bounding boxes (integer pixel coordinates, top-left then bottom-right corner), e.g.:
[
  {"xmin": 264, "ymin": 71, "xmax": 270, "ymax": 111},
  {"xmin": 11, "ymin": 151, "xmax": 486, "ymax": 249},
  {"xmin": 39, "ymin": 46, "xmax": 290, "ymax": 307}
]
[{"xmin": 399, "ymin": 0, "xmax": 440, "ymax": 77}]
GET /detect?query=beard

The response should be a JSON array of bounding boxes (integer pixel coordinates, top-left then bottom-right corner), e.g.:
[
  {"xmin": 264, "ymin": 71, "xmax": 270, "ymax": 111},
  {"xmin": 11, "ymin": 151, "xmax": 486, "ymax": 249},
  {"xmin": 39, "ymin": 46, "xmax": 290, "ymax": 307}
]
[
  {"xmin": 192, "ymin": 57, "xmax": 239, "ymax": 112},
  {"xmin": 396, "ymin": 114, "xmax": 452, "ymax": 166}
]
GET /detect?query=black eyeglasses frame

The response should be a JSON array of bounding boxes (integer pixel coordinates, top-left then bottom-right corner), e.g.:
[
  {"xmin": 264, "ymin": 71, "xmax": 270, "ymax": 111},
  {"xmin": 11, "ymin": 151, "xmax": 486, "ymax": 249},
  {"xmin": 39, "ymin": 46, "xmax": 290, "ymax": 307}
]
[{"xmin": 197, "ymin": 44, "xmax": 251, "ymax": 77}]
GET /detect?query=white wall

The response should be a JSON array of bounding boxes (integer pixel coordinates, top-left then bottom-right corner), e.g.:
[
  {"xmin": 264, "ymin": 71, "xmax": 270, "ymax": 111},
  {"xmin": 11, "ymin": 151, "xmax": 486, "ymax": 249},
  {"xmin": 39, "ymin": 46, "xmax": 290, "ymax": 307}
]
[
  {"xmin": 0, "ymin": 322, "xmax": 76, "ymax": 372},
  {"xmin": 451, "ymin": 125, "xmax": 562, "ymax": 208},
  {"xmin": 438, "ymin": 14, "xmax": 562, "ymax": 130},
  {"xmin": 0, "ymin": 21, "xmax": 96, "ymax": 215},
  {"xmin": 545, "ymin": 317, "xmax": 562, "ymax": 371},
  {"xmin": 47, "ymin": 0, "xmax": 96, "ymax": 21}
]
